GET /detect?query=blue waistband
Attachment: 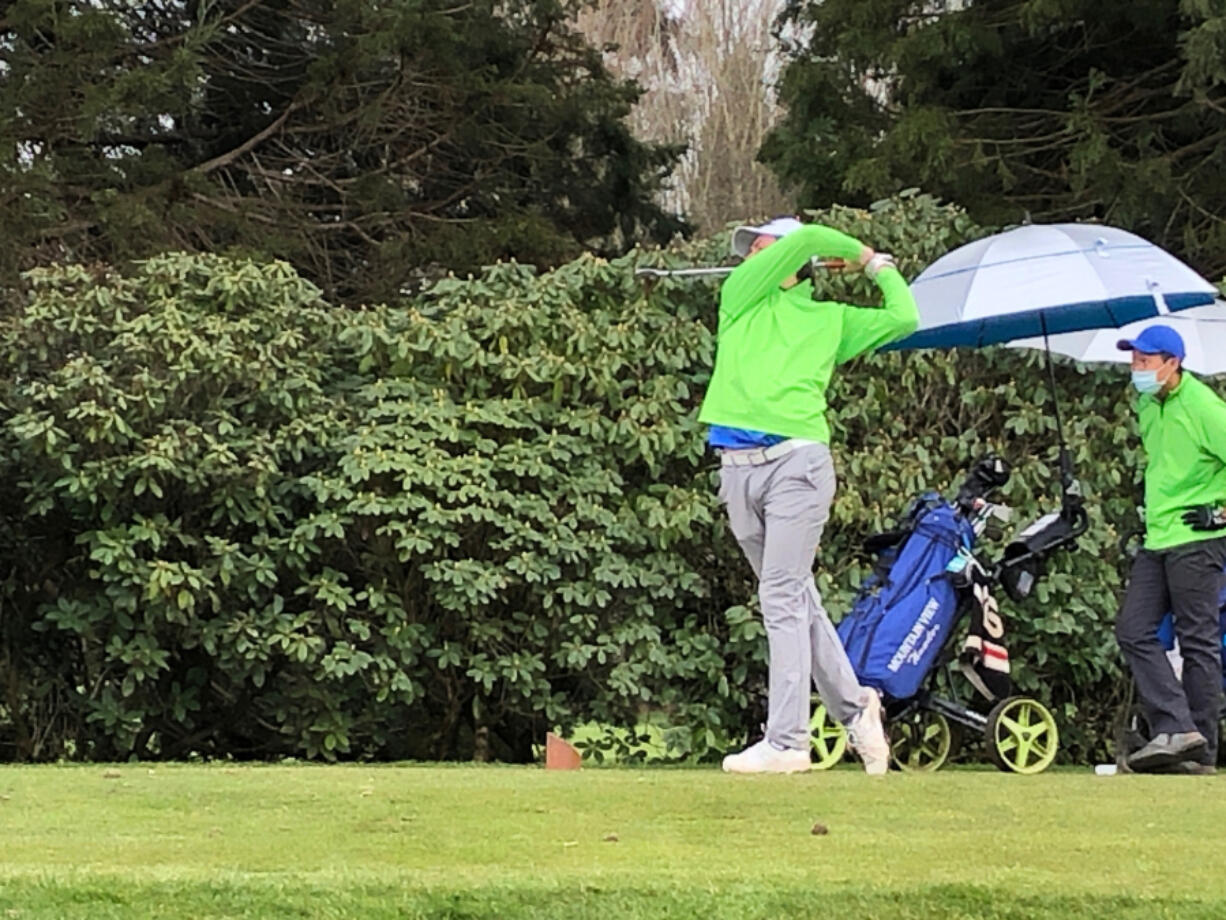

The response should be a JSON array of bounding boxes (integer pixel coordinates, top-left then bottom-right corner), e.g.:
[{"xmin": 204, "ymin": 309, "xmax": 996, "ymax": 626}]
[{"xmin": 707, "ymin": 425, "xmax": 787, "ymax": 449}]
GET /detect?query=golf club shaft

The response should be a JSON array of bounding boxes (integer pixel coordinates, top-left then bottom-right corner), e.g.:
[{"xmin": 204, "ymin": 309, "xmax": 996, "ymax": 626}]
[
  {"xmin": 634, "ymin": 267, "xmax": 735, "ymax": 279},
  {"xmin": 634, "ymin": 259, "xmax": 845, "ymax": 280}
]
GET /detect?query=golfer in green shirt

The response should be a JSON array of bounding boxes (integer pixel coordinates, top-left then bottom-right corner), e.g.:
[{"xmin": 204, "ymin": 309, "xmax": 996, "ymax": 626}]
[
  {"xmin": 700, "ymin": 216, "xmax": 918, "ymax": 774},
  {"xmin": 1115, "ymin": 324, "xmax": 1226, "ymax": 774}
]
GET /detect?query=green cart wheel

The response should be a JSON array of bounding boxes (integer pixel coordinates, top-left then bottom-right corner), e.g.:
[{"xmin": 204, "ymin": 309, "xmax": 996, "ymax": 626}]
[
  {"xmin": 891, "ymin": 709, "xmax": 955, "ymax": 772},
  {"xmin": 809, "ymin": 702, "xmax": 848, "ymax": 770},
  {"xmin": 986, "ymin": 696, "xmax": 1059, "ymax": 774}
]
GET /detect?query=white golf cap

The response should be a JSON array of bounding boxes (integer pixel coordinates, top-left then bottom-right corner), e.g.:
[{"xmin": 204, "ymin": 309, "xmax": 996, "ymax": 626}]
[{"xmin": 730, "ymin": 216, "xmax": 804, "ymax": 257}]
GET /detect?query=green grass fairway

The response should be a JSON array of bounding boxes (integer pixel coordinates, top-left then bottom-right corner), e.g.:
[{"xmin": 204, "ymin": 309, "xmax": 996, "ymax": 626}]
[{"xmin": 1, "ymin": 764, "xmax": 1222, "ymax": 918}]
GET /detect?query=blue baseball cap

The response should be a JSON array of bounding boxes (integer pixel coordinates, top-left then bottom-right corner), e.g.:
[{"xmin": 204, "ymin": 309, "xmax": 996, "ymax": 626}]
[{"xmin": 1116, "ymin": 324, "xmax": 1186, "ymax": 360}]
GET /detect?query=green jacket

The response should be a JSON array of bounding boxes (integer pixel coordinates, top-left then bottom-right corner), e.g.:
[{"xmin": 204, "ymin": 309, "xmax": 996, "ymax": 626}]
[
  {"xmin": 1139, "ymin": 372, "xmax": 1226, "ymax": 550},
  {"xmin": 697, "ymin": 224, "xmax": 919, "ymax": 443}
]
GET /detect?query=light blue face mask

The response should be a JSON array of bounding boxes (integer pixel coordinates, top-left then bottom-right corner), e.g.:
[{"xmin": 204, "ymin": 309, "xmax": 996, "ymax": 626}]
[{"xmin": 1131, "ymin": 369, "xmax": 1163, "ymax": 395}]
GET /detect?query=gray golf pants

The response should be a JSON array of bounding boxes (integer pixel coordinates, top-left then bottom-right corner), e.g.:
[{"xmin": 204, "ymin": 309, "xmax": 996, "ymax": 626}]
[{"xmin": 719, "ymin": 442, "xmax": 870, "ymax": 750}]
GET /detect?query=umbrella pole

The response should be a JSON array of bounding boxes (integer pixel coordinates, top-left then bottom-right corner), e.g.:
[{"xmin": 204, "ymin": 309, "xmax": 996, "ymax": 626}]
[{"xmin": 1039, "ymin": 314, "xmax": 1082, "ymax": 511}]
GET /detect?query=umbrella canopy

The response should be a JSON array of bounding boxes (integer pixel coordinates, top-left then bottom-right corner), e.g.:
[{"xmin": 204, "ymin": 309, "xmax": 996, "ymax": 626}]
[
  {"xmin": 1008, "ymin": 300, "xmax": 1226, "ymax": 376},
  {"xmin": 887, "ymin": 224, "xmax": 1219, "ymax": 351}
]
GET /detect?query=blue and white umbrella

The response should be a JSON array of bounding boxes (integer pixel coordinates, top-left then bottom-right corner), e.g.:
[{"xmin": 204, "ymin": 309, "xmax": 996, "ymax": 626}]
[
  {"xmin": 885, "ymin": 223, "xmax": 1219, "ymax": 515},
  {"xmin": 888, "ymin": 223, "xmax": 1219, "ymax": 351}
]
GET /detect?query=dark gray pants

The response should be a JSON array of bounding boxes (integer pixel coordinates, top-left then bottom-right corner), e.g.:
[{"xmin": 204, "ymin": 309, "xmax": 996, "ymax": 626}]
[{"xmin": 1115, "ymin": 538, "xmax": 1226, "ymax": 763}]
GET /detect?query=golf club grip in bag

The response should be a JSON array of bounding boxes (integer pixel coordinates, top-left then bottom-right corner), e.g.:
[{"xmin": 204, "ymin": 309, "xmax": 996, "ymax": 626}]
[{"xmin": 837, "ymin": 502, "xmax": 970, "ymax": 700}]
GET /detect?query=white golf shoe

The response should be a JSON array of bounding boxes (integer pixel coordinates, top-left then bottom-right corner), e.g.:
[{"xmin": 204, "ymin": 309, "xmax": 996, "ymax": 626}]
[
  {"xmin": 847, "ymin": 691, "xmax": 890, "ymax": 775},
  {"xmin": 721, "ymin": 738, "xmax": 811, "ymax": 774}
]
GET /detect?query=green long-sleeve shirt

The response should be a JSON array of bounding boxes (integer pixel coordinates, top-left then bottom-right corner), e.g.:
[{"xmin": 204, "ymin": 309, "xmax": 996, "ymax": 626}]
[
  {"xmin": 697, "ymin": 224, "xmax": 919, "ymax": 443},
  {"xmin": 1139, "ymin": 372, "xmax": 1226, "ymax": 550}
]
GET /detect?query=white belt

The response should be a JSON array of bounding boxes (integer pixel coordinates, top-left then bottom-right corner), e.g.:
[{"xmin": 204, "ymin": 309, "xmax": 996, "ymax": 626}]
[{"xmin": 719, "ymin": 438, "xmax": 818, "ymax": 467}]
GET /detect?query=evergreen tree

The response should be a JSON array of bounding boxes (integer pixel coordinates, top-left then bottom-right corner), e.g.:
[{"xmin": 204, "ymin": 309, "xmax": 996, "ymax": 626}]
[
  {"xmin": 762, "ymin": 0, "xmax": 1226, "ymax": 280},
  {"xmin": 0, "ymin": 0, "xmax": 687, "ymax": 301}
]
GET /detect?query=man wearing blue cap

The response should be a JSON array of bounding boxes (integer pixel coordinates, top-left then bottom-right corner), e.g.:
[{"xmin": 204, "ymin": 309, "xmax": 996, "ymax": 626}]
[{"xmin": 1114, "ymin": 323, "xmax": 1226, "ymax": 773}]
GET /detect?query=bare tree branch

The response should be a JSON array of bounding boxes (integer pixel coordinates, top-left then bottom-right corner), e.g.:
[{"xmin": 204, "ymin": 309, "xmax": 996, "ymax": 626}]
[{"xmin": 192, "ymin": 102, "xmax": 304, "ymax": 176}]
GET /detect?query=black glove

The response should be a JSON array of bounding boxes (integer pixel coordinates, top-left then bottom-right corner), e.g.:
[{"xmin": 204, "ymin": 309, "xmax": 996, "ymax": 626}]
[{"xmin": 1181, "ymin": 505, "xmax": 1226, "ymax": 531}]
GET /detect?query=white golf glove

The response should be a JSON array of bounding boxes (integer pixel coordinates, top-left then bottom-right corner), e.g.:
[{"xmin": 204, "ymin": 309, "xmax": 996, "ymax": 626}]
[{"xmin": 864, "ymin": 252, "xmax": 897, "ymax": 278}]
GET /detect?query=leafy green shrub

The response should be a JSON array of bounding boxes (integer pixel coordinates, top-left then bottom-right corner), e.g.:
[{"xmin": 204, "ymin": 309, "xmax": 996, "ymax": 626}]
[
  {"xmin": 0, "ymin": 255, "xmax": 361, "ymax": 760},
  {"xmin": 0, "ymin": 194, "xmax": 1182, "ymax": 764}
]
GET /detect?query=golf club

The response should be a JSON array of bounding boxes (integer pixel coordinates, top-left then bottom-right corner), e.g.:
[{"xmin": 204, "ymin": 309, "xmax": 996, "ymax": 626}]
[{"xmin": 633, "ymin": 257, "xmax": 845, "ymax": 281}]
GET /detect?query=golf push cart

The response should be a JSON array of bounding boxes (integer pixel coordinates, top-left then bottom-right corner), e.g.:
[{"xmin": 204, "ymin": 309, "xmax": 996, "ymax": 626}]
[{"xmin": 808, "ymin": 455, "xmax": 1088, "ymax": 774}]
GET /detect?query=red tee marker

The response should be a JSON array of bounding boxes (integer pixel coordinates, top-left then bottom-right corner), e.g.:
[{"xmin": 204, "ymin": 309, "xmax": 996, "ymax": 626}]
[{"xmin": 545, "ymin": 732, "xmax": 582, "ymax": 770}]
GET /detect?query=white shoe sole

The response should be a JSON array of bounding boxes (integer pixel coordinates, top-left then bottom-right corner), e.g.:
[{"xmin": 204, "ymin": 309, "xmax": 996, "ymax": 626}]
[
  {"xmin": 861, "ymin": 759, "xmax": 889, "ymax": 776},
  {"xmin": 721, "ymin": 758, "xmax": 812, "ymax": 775}
]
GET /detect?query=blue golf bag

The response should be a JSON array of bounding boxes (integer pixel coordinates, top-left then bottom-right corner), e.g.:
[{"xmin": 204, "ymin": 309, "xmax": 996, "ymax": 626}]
[{"xmin": 836, "ymin": 495, "xmax": 980, "ymax": 701}]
